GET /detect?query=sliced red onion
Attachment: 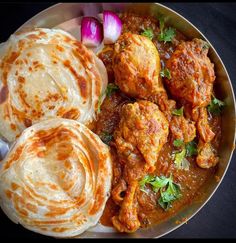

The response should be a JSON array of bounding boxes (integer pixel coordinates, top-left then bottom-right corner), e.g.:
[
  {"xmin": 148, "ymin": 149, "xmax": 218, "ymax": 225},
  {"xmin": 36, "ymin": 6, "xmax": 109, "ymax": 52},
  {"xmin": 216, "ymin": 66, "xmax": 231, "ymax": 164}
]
[
  {"xmin": 81, "ymin": 17, "xmax": 103, "ymax": 47},
  {"xmin": 99, "ymin": 11, "xmax": 122, "ymax": 44}
]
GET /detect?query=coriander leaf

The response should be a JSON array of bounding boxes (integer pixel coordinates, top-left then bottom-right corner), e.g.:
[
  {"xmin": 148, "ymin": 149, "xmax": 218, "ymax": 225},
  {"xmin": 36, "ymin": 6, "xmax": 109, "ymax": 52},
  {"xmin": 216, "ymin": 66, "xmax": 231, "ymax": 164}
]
[
  {"xmin": 207, "ymin": 96, "xmax": 225, "ymax": 115},
  {"xmin": 173, "ymin": 139, "xmax": 184, "ymax": 147},
  {"xmin": 97, "ymin": 93, "xmax": 104, "ymax": 113},
  {"xmin": 141, "ymin": 28, "xmax": 154, "ymax": 40},
  {"xmin": 139, "ymin": 174, "xmax": 155, "ymax": 192},
  {"xmin": 139, "ymin": 174, "xmax": 182, "ymax": 210},
  {"xmin": 139, "ymin": 174, "xmax": 169, "ymax": 193},
  {"xmin": 158, "ymin": 27, "xmax": 176, "ymax": 44},
  {"xmin": 181, "ymin": 157, "xmax": 190, "ymax": 170},
  {"xmin": 158, "ymin": 16, "xmax": 176, "ymax": 44},
  {"xmin": 161, "ymin": 183, "xmax": 179, "ymax": 202},
  {"xmin": 149, "ymin": 176, "xmax": 169, "ymax": 192},
  {"xmin": 158, "ymin": 176, "xmax": 182, "ymax": 210},
  {"xmin": 100, "ymin": 131, "xmax": 113, "ymax": 145},
  {"xmin": 158, "ymin": 196, "xmax": 169, "ymax": 210},
  {"xmin": 186, "ymin": 140, "xmax": 198, "ymax": 157},
  {"xmin": 160, "ymin": 68, "xmax": 171, "ymax": 79},
  {"xmin": 166, "ymin": 181, "xmax": 181, "ymax": 201},
  {"xmin": 173, "ymin": 140, "xmax": 197, "ymax": 170},
  {"xmin": 172, "ymin": 107, "xmax": 184, "ymax": 116},
  {"xmin": 97, "ymin": 83, "xmax": 119, "ymax": 113},
  {"xmin": 174, "ymin": 148, "xmax": 190, "ymax": 170},
  {"xmin": 215, "ymin": 98, "xmax": 225, "ymax": 106},
  {"xmin": 105, "ymin": 83, "xmax": 119, "ymax": 98}
]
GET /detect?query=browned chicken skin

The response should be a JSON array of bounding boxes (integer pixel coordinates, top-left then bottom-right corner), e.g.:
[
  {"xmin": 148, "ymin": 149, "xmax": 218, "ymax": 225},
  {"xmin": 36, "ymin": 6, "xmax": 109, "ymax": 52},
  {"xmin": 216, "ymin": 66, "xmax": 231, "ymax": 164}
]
[
  {"xmin": 113, "ymin": 33, "xmax": 196, "ymax": 143},
  {"xmin": 111, "ymin": 101, "xmax": 169, "ymax": 232},
  {"xmin": 165, "ymin": 38, "xmax": 215, "ymax": 107},
  {"xmin": 113, "ymin": 33, "xmax": 164, "ymax": 99},
  {"xmin": 166, "ymin": 38, "xmax": 218, "ymax": 167},
  {"xmin": 114, "ymin": 100, "xmax": 169, "ymax": 173},
  {"xmin": 165, "ymin": 38, "xmax": 215, "ymax": 139}
]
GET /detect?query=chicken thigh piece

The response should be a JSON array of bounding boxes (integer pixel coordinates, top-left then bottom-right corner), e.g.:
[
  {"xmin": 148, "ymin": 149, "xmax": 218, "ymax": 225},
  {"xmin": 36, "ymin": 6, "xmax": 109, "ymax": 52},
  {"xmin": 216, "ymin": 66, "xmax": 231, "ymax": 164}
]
[
  {"xmin": 165, "ymin": 38, "xmax": 218, "ymax": 168},
  {"xmin": 111, "ymin": 100, "xmax": 169, "ymax": 233},
  {"xmin": 113, "ymin": 33, "xmax": 196, "ymax": 142}
]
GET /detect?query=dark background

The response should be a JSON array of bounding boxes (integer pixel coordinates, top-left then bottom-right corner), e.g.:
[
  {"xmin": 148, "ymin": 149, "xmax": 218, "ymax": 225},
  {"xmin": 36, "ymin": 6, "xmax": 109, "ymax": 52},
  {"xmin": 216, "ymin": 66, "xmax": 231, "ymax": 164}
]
[{"xmin": 0, "ymin": 2, "xmax": 235, "ymax": 239}]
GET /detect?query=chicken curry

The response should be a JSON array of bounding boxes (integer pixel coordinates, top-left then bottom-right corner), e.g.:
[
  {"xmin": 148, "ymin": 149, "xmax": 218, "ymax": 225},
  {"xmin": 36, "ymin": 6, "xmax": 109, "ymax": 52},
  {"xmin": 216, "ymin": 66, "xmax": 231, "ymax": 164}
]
[{"xmin": 90, "ymin": 13, "xmax": 222, "ymax": 233}]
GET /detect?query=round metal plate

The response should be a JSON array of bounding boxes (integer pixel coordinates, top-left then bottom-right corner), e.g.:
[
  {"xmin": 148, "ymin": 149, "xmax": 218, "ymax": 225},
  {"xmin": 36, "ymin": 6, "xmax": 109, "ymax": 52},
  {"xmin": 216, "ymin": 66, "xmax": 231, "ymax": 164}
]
[{"xmin": 0, "ymin": 2, "xmax": 235, "ymax": 238}]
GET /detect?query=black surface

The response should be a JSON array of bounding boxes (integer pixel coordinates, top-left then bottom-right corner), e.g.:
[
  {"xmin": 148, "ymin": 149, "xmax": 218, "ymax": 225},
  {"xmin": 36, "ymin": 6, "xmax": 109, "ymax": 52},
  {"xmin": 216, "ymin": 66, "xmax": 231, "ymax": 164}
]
[{"xmin": 0, "ymin": 2, "xmax": 235, "ymax": 239}]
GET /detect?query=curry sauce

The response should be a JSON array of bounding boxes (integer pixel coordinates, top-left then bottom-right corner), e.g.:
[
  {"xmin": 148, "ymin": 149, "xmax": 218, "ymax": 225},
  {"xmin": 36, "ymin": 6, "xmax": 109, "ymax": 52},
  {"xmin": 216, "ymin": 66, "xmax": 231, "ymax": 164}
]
[{"xmin": 94, "ymin": 13, "xmax": 221, "ymax": 229}]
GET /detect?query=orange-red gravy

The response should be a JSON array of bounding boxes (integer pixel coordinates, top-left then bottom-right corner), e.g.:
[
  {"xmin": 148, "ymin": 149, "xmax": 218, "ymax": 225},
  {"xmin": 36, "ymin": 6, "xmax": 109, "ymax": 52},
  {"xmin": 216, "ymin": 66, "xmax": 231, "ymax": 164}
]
[{"xmin": 94, "ymin": 13, "xmax": 221, "ymax": 228}]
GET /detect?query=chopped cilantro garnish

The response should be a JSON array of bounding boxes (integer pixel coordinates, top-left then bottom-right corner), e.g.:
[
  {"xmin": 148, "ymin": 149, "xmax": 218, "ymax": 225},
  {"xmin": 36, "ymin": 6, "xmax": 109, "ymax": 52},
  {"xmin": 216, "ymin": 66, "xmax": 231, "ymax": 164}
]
[
  {"xmin": 158, "ymin": 179, "xmax": 181, "ymax": 210},
  {"xmin": 186, "ymin": 140, "xmax": 198, "ymax": 157},
  {"xmin": 173, "ymin": 139, "xmax": 184, "ymax": 147},
  {"xmin": 97, "ymin": 83, "xmax": 119, "ymax": 113},
  {"xmin": 158, "ymin": 16, "xmax": 176, "ymax": 43},
  {"xmin": 105, "ymin": 83, "xmax": 119, "ymax": 98},
  {"xmin": 172, "ymin": 140, "xmax": 197, "ymax": 170},
  {"xmin": 158, "ymin": 27, "xmax": 176, "ymax": 43},
  {"xmin": 139, "ymin": 174, "xmax": 181, "ymax": 210},
  {"xmin": 141, "ymin": 28, "xmax": 154, "ymax": 40},
  {"xmin": 160, "ymin": 68, "xmax": 171, "ymax": 79},
  {"xmin": 172, "ymin": 107, "xmax": 184, "ymax": 116},
  {"xmin": 207, "ymin": 96, "xmax": 225, "ymax": 116},
  {"xmin": 173, "ymin": 148, "xmax": 190, "ymax": 171}
]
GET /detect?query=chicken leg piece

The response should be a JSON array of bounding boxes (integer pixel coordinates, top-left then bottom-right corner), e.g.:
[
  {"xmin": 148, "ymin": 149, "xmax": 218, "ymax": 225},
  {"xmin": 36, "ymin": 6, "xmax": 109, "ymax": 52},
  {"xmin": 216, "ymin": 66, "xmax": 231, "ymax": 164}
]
[
  {"xmin": 111, "ymin": 100, "xmax": 169, "ymax": 233},
  {"xmin": 165, "ymin": 38, "xmax": 218, "ymax": 168}
]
